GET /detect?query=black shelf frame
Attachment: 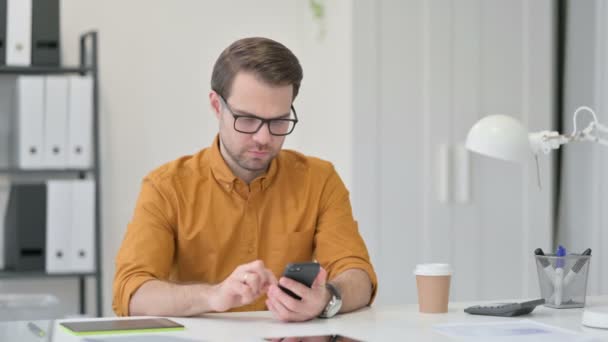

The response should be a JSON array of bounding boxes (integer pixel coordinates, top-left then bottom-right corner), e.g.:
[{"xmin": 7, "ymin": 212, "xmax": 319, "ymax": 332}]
[
  {"xmin": 0, "ymin": 271, "xmax": 96, "ymax": 279},
  {"xmin": 0, "ymin": 66, "xmax": 93, "ymax": 75},
  {"xmin": 0, "ymin": 31, "xmax": 102, "ymax": 317},
  {"xmin": 0, "ymin": 168, "xmax": 94, "ymax": 174}
]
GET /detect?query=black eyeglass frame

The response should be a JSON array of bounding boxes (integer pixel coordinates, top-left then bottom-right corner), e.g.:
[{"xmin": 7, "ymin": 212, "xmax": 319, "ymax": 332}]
[{"xmin": 218, "ymin": 94, "xmax": 299, "ymax": 136}]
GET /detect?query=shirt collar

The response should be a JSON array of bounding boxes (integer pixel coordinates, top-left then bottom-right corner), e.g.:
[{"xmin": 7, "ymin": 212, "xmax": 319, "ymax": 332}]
[{"xmin": 208, "ymin": 134, "xmax": 279, "ymax": 190}]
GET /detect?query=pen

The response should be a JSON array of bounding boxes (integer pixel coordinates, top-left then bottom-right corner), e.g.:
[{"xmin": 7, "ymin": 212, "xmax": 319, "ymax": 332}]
[
  {"xmin": 563, "ymin": 248, "xmax": 592, "ymax": 286},
  {"xmin": 554, "ymin": 245, "xmax": 566, "ymax": 306},
  {"xmin": 27, "ymin": 322, "xmax": 45, "ymax": 337},
  {"xmin": 535, "ymin": 248, "xmax": 555, "ymax": 281}
]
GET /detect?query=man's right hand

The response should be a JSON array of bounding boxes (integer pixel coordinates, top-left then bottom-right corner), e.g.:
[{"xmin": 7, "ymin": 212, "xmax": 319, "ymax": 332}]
[{"xmin": 209, "ymin": 260, "xmax": 277, "ymax": 312}]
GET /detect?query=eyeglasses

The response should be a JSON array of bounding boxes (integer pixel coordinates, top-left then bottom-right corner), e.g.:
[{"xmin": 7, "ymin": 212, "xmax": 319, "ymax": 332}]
[{"xmin": 218, "ymin": 95, "xmax": 298, "ymax": 136}]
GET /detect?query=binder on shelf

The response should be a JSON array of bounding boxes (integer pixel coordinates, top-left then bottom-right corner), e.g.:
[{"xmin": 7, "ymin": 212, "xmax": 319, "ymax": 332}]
[
  {"xmin": 45, "ymin": 180, "xmax": 96, "ymax": 273},
  {"xmin": 45, "ymin": 180, "xmax": 71, "ymax": 273},
  {"xmin": 5, "ymin": 0, "xmax": 32, "ymax": 66},
  {"xmin": 69, "ymin": 180, "xmax": 95, "ymax": 273},
  {"xmin": 31, "ymin": 0, "xmax": 60, "ymax": 66},
  {"xmin": 43, "ymin": 76, "xmax": 68, "ymax": 168},
  {"xmin": 3, "ymin": 180, "xmax": 97, "ymax": 274},
  {"xmin": 4, "ymin": 183, "xmax": 46, "ymax": 271},
  {"xmin": 0, "ymin": 0, "xmax": 7, "ymax": 65},
  {"xmin": 16, "ymin": 75, "xmax": 45, "ymax": 169},
  {"xmin": 67, "ymin": 75, "xmax": 93, "ymax": 169}
]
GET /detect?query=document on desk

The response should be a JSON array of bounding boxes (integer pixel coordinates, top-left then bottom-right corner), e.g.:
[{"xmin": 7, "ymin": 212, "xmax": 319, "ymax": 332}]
[
  {"xmin": 83, "ymin": 337, "xmax": 199, "ymax": 342},
  {"xmin": 433, "ymin": 320, "xmax": 601, "ymax": 341}
]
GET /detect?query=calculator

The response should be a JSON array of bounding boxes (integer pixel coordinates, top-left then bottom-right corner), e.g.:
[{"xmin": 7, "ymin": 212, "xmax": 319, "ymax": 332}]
[{"xmin": 464, "ymin": 299, "xmax": 545, "ymax": 317}]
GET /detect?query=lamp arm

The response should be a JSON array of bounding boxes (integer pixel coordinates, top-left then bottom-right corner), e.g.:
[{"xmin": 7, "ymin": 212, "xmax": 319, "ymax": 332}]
[
  {"xmin": 531, "ymin": 106, "xmax": 608, "ymax": 153},
  {"xmin": 529, "ymin": 131, "xmax": 570, "ymax": 155},
  {"xmin": 576, "ymin": 121, "xmax": 608, "ymax": 146},
  {"xmin": 571, "ymin": 106, "xmax": 599, "ymax": 136}
]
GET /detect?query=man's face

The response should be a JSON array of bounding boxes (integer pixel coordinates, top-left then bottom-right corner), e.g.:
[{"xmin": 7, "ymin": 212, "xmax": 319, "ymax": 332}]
[{"xmin": 211, "ymin": 72, "xmax": 294, "ymax": 176}]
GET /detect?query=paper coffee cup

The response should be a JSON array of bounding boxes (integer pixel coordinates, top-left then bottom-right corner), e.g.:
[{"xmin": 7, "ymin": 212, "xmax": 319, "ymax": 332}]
[{"xmin": 414, "ymin": 263, "xmax": 452, "ymax": 313}]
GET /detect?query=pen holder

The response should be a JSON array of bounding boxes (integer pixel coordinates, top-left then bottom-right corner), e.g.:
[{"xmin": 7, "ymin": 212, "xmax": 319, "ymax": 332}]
[{"xmin": 535, "ymin": 254, "xmax": 591, "ymax": 309}]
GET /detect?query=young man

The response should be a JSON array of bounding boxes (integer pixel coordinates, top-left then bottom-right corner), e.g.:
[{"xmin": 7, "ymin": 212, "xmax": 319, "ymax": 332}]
[{"xmin": 112, "ymin": 37, "xmax": 377, "ymax": 322}]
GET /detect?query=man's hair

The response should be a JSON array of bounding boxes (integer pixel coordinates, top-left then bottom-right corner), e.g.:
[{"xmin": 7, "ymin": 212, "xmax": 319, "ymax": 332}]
[{"xmin": 211, "ymin": 37, "xmax": 303, "ymax": 101}]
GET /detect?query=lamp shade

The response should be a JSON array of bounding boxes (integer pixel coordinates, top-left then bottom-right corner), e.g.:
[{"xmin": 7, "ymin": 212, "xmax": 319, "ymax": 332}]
[{"xmin": 465, "ymin": 114, "xmax": 530, "ymax": 163}]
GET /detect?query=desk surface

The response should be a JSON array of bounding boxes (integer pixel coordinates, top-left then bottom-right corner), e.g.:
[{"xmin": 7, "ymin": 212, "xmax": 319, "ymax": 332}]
[{"xmin": 5, "ymin": 296, "xmax": 608, "ymax": 341}]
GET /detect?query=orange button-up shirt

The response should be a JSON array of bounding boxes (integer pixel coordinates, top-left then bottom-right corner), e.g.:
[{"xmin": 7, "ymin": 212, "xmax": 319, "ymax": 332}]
[{"xmin": 112, "ymin": 136, "xmax": 377, "ymax": 316}]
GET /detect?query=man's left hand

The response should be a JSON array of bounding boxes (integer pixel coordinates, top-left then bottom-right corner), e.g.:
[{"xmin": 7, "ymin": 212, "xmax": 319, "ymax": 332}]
[{"xmin": 266, "ymin": 266, "xmax": 331, "ymax": 322}]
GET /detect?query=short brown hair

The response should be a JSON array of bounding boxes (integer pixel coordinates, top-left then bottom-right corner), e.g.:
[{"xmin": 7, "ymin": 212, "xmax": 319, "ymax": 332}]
[{"xmin": 211, "ymin": 37, "xmax": 303, "ymax": 101}]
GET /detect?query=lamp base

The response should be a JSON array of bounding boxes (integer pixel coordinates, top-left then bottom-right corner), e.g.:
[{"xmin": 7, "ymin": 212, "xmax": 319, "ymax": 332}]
[{"xmin": 582, "ymin": 307, "xmax": 608, "ymax": 329}]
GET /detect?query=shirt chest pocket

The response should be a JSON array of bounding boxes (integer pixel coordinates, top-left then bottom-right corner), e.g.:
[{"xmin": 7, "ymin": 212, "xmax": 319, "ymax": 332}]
[{"xmin": 265, "ymin": 228, "xmax": 316, "ymax": 274}]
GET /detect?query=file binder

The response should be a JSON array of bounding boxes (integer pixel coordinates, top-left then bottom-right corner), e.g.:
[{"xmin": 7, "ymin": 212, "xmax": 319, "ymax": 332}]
[
  {"xmin": 45, "ymin": 180, "xmax": 96, "ymax": 273},
  {"xmin": 5, "ymin": 0, "xmax": 31, "ymax": 66},
  {"xmin": 43, "ymin": 76, "xmax": 68, "ymax": 168},
  {"xmin": 67, "ymin": 76, "xmax": 93, "ymax": 168},
  {"xmin": 16, "ymin": 76, "xmax": 45, "ymax": 169},
  {"xmin": 31, "ymin": 0, "xmax": 60, "ymax": 66},
  {"xmin": 45, "ymin": 180, "xmax": 71, "ymax": 273},
  {"xmin": 0, "ymin": 0, "xmax": 6, "ymax": 65},
  {"xmin": 70, "ymin": 180, "xmax": 95, "ymax": 272},
  {"xmin": 4, "ymin": 183, "xmax": 46, "ymax": 271}
]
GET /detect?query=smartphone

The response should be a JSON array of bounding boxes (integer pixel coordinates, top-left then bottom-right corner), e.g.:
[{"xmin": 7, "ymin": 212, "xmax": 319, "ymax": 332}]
[{"xmin": 279, "ymin": 262, "xmax": 320, "ymax": 300}]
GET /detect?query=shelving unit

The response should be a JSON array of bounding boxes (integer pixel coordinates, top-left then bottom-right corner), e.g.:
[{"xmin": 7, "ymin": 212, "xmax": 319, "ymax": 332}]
[{"xmin": 0, "ymin": 31, "xmax": 101, "ymax": 317}]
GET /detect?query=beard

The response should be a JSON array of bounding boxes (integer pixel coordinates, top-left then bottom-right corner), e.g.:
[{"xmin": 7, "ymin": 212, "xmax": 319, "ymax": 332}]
[{"xmin": 223, "ymin": 140, "xmax": 276, "ymax": 173}]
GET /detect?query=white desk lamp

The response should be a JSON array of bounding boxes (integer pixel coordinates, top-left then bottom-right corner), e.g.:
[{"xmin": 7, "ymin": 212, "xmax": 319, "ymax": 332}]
[
  {"xmin": 466, "ymin": 106, "xmax": 608, "ymax": 161},
  {"xmin": 465, "ymin": 105, "xmax": 608, "ymax": 329}
]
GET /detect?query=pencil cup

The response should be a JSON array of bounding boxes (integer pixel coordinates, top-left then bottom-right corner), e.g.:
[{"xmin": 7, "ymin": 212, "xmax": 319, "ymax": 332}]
[
  {"xmin": 535, "ymin": 254, "xmax": 590, "ymax": 309},
  {"xmin": 414, "ymin": 264, "xmax": 452, "ymax": 313}
]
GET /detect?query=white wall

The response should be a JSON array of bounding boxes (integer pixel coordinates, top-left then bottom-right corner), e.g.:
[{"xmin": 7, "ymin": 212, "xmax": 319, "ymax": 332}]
[
  {"xmin": 353, "ymin": 0, "xmax": 555, "ymax": 305},
  {"xmin": 59, "ymin": 0, "xmax": 355, "ymax": 315}
]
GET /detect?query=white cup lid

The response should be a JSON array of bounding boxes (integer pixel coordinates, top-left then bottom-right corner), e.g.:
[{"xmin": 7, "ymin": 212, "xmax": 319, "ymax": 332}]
[{"xmin": 414, "ymin": 263, "xmax": 452, "ymax": 276}]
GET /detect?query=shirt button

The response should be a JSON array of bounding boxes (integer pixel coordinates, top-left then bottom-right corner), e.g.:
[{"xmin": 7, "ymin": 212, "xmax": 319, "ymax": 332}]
[{"xmin": 247, "ymin": 247, "xmax": 254, "ymax": 253}]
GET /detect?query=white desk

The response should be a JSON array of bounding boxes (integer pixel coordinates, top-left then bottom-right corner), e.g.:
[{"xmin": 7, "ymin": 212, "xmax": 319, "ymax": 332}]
[{"xmin": 6, "ymin": 296, "xmax": 608, "ymax": 341}]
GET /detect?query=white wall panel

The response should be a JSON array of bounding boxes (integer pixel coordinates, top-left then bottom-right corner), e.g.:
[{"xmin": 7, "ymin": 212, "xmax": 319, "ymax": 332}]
[{"xmin": 353, "ymin": 0, "xmax": 555, "ymax": 304}]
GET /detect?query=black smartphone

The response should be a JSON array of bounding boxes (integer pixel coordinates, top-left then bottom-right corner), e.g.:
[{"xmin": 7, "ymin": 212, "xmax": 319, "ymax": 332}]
[{"xmin": 279, "ymin": 262, "xmax": 320, "ymax": 300}]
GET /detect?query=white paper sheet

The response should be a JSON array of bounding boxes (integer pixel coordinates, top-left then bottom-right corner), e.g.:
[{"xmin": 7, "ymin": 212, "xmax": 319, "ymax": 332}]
[{"xmin": 433, "ymin": 320, "xmax": 601, "ymax": 341}]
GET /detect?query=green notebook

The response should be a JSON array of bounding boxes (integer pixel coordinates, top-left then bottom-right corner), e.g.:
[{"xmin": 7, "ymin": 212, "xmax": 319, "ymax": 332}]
[{"xmin": 60, "ymin": 318, "xmax": 184, "ymax": 336}]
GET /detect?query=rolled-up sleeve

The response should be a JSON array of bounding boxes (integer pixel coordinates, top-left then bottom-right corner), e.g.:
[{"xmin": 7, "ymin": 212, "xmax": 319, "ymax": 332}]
[
  {"xmin": 112, "ymin": 176, "xmax": 177, "ymax": 316},
  {"xmin": 314, "ymin": 166, "xmax": 378, "ymax": 303}
]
